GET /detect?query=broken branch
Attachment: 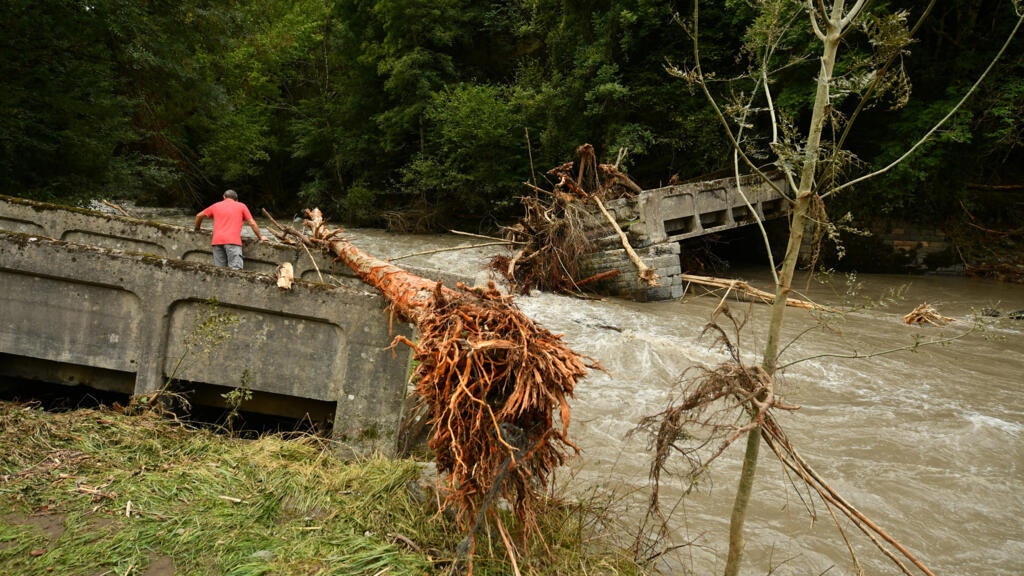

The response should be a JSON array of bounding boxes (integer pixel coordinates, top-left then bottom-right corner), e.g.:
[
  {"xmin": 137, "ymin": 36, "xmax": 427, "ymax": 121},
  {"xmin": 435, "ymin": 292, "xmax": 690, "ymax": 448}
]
[
  {"xmin": 592, "ymin": 194, "xmax": 659, "ymax": 286},
  {"xmin": 679, "ymin": 273, "xmax": 827, "ymax": 310}
]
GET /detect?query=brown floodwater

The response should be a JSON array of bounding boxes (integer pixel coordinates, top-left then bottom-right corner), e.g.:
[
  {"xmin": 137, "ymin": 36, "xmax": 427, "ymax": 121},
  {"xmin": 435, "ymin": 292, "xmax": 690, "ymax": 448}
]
[
  {"xmin": 150, "ymin": 209, "xmax": 1024, "ymax": 575},
  {"xmin": 516, "ymin": 270, "xmax": 1023, "ymax": 576}
]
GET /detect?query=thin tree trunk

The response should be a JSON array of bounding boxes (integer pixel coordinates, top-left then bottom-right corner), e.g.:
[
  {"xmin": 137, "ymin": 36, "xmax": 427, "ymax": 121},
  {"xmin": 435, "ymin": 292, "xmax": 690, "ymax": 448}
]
[
  {"xmin": 723, "ymin": 426, "xmax": 762, "ymax": 576},
  {"xmin": 723, "ymin": 3, "xmax": 845, "ymax": 575}
]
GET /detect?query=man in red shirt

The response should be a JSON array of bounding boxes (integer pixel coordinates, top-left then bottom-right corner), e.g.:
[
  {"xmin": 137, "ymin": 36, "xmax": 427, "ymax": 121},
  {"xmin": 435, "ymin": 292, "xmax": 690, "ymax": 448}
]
[{"xmin": 193, "ymin": 189, "xmax": 266, "ymax": 269}]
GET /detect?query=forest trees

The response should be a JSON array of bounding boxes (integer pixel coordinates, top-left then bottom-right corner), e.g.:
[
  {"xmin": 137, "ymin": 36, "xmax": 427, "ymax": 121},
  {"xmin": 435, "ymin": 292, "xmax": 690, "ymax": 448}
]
[{"xmin": 1, "ymin": 0, "xmax": 1021, "ymax": 230}]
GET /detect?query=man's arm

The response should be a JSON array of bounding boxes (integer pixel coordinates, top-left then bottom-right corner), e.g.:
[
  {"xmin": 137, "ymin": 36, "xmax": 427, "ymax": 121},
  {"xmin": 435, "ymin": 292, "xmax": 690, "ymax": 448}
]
[
  {"xmin": 246, "ymin": 218, "xmax": 266, "ymax": 242},
  {"xmin": 194, "ymin": 212, "xmax": 207, "ymax": 232}
]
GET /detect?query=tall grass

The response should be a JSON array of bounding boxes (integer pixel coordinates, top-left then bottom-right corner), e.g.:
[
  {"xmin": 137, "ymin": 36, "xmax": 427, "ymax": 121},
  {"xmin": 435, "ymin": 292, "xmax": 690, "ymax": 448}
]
[{"xmin": 0, "ymin": 402, "xmax": 643, "ymax": 575}]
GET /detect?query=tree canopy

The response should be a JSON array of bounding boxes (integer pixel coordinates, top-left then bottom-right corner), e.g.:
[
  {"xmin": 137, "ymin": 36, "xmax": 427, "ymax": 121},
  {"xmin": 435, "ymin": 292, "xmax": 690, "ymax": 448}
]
[{"xmin": 1, "ymin": 0, "xmax": 1020, "ymax": 230}]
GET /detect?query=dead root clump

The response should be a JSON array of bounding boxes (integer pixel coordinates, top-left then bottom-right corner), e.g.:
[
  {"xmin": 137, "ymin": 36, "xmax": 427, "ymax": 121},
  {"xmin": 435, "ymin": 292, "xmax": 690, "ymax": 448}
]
[
  {"xmin": 264, "ymin": 210, "xmax": 598, "ymax": 567},
  {"xmin": 546, "ymin": 144, "xmax": 643, "ymax": 200},
  {"xmin": 408, "ymin": 282, "xmax": 592, "ymax": 535},
  {"xmin": 491, "ymin": 191, "xmax": 595, "ymax": 294}
]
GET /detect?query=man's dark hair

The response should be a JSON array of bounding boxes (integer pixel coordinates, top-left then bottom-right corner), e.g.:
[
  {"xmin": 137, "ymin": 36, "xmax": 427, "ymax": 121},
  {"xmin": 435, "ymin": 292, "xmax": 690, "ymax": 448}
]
[{"xmin": 223, "ymin": 189, "xmax": 238, "ymax": 200}]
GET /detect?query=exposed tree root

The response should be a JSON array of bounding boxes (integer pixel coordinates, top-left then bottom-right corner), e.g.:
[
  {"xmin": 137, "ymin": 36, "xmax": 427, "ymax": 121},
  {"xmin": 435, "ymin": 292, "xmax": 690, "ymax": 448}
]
[
  {"xmin": 492, "ymin": 143, "xmax": 653, "ymax": 294},
  {"xmin": 266, "ymin": 209, "xmax": 596, "ymax": 571},
  {"xmin": 491, "ymin": 190, "xmax": 594, "ymax": 294}
]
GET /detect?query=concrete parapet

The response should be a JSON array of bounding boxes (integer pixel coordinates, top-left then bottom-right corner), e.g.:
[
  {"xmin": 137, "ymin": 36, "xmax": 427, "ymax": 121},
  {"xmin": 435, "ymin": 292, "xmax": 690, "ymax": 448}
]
[
  {"xmin": 0, "ymin": 194, "xmax": 337, "ymax": 277},
  {"xmin": 0, "ymin": 231, "xmax": 413, "ymax": 453},
  {"xmin": 0, "ymin": 194, "xmax": 477, "ymax": 290}
]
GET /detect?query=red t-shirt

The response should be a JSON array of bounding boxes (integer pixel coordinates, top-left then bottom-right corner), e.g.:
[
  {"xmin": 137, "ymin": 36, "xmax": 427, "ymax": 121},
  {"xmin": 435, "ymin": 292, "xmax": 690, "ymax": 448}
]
[{"xmin": 203, "ymin": 199, "xmax": 253, "ymax": 246}]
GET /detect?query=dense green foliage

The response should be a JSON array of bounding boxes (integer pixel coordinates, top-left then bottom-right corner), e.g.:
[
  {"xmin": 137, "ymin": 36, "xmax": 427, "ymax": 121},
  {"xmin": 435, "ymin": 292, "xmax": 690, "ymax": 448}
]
[{"xmin": 1, "ymin": 0, "xmax": 1020, "ymax": 228}]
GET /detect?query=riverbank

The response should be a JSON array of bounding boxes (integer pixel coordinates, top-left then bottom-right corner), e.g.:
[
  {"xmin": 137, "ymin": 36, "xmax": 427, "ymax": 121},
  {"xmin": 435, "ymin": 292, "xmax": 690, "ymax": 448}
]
[{"xmin": 0, "ymin": 402, "xmax": 643, "ymax": 575}]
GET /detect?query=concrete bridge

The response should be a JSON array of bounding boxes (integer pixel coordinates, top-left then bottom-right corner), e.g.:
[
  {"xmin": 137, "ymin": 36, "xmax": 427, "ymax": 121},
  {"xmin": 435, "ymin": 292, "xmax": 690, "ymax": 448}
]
[
  {"xmin": 582, "ymin": 172, "xmax": 789, "ymax": 300},
  {"xmin": 0, "ymin": 195, "xmax": 416, "ymax": 452}
]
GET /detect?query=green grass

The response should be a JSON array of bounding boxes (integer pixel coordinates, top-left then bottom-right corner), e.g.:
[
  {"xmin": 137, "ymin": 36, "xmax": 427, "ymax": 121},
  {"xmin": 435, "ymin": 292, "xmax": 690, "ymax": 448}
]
[{"xmin": 0, "ymin": 402, "xmax": 643, "ymax": 575}]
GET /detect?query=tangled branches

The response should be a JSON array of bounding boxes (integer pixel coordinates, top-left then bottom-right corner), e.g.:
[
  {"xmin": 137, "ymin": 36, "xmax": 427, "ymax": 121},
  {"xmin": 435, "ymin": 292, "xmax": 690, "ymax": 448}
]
[
  {"xmin": 633, "ymin": 305, "xmax": 798, "ymax": 521},
  {"xmin": 410, "ymin": 283, "xmax": 589, "ymax": 532},
  {"xmin": 491, "ymin": 191, "xmax": 595, "ymax": 294},
  {"xmin": 634, "ymin": 304, "xmax": 936, "ymax": 576},
  {"xmin": 492, "ymin": 143, "xmax": 648, "ymax": 294}
]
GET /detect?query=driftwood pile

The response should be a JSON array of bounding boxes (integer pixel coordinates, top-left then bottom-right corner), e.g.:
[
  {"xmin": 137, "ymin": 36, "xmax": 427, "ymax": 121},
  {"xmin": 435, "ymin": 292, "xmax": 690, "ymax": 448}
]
[
  {"xmin": 490, "ymin": 189, "xmax": 598, "ymax": 294},
  {"xmin": 265, "ymin": 209, "xmax": 595, "ymax": 570},
  {"xmin": 492, "ymin": 144, "xmax": 652, "ymax": 294},
  {"xmin": 902, "ymin": 303, "xmax": 955, "ymax": 326}
]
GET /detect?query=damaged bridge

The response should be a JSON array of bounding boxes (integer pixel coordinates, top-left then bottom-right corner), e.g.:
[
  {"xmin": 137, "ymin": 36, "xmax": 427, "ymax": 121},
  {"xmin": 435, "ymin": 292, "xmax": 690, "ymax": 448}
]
[
  {"xmin": 583, "ymin": 172, "xmax": 789, "ymax": 300},
  {"xmin": 0, "ymin": 195, "xmax": 416, "ymax": 452}
]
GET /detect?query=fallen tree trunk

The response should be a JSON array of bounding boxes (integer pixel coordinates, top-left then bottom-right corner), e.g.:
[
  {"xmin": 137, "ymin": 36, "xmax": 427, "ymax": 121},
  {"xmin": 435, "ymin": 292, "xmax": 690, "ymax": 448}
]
[
  {"xmin": 678, "ymin": 273, "xmax": 827, "ymax": 311},
  {"xmin": 269, "ymin": 209, "xmax": 593, "ymax": 565}
]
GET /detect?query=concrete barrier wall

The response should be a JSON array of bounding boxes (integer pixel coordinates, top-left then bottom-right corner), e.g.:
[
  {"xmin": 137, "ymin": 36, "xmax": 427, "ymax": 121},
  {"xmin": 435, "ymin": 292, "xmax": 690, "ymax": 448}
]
[
  {"xmin": 0, "ymin": 194, "xmax": 475, "ymax": 290},
  {"xmin": 0, "ymin": 231, "xmax": 413, "ymax": 452}
]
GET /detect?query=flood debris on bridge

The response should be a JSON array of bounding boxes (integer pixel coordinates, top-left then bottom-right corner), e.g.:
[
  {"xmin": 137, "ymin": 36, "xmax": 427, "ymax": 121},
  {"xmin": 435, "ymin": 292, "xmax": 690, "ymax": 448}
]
[
  {"xmin": 265, "ymin": 209, "xmax": 595, "ymax": 569},
  {"xmin": 490, "ymin": 145, "xmax": 826, "ymax": 309},
  {"xmin": 491, "ymin": 144, "xmax": 656, "ymax": 295}
]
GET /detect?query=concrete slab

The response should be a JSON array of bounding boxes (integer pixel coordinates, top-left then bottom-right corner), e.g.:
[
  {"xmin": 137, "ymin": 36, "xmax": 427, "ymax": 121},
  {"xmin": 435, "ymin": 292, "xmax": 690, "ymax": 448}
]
[{"xmin": 0, "ymin": 231, "xmax": 413, "ymax": 453}]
